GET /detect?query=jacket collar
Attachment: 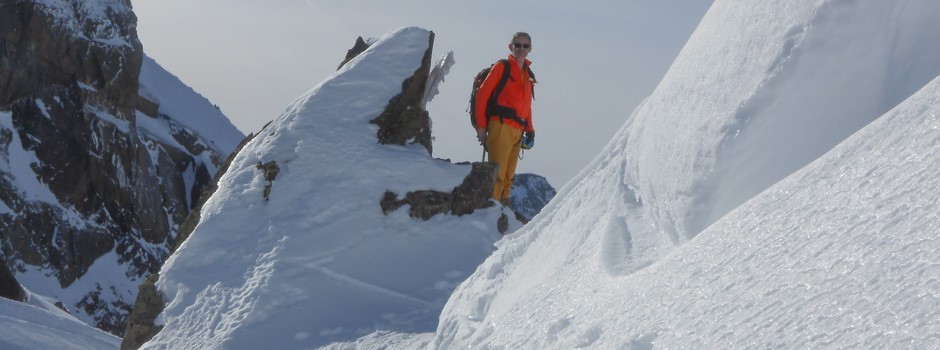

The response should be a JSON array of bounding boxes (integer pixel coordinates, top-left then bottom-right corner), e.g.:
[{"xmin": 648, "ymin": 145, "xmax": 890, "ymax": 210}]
[{"xmin": 507, "ymin": 54, "xmax": 532, "ymax": 67}]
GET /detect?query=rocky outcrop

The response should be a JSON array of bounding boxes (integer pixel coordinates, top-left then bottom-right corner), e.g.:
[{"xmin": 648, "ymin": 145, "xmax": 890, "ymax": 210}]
[
  {"xmin": 509, "ymin": 173, "xmax": 557, "ymax": 221},
  {"xmin": 0, "ymin": 0, "xmax": 238, "ymax": 335},
  {"xmin": 119, "ymin": 273, "xmax": 162, "ymax": 350},
  {"xmin": 369, "ymin": 32, "xmax": 434, "ymax": 155},
  {"xmin": 381, "ymin": 162, "xmax": 497, "ymax": 220},
  {"xmin": 0, "ymin": 259, "xmax": 24, "ymax": 302},
  {"xmin": 337, "ymin": 36, "xmax": 370, "ymax": 70},
  {"xmin": 0, "ymin": 0, "xmax": 142, "ymax": 110},
  {"xmin": 363, "ymin": 30, "xmax": 502, "ymax": 224}
]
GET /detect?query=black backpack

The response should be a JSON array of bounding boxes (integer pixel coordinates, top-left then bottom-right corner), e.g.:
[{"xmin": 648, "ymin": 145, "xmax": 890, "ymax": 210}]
[{"xmin": 468, "ymin": 59, "xmax": 535, "ymax": 129}]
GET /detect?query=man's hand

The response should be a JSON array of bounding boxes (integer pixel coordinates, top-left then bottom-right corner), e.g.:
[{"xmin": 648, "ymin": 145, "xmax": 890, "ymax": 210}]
[
  {"xmin": 476, "ymin": 128, "xmax": 487, "ymax": 147},
  {"xmin": 522, "ymin": 131, "xmax": 535, "ymax": 150}
]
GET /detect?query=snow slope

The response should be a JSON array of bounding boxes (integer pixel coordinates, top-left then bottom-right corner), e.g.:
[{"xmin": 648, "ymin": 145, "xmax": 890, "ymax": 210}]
[
  {"xmin": 435, "ymin": 75, "xmax": 940, "ymax": 349},
  {"xmin": 139, "ymin": 55, "xmax": 244, "ymax": 154},
  {"xmin": 0, "ymin": 297, "xmax": 120, "ymax": 350},
  {"xmin": 430, "ymin": 0, "xmax": 940, "ymax": 348},
  {"xmin": 619, "ymin": 0, "xmax": 940, "ymax": 242},
  {"xmin": 143, "ymin": 27, "xmax": 512, "ymax": 350}
]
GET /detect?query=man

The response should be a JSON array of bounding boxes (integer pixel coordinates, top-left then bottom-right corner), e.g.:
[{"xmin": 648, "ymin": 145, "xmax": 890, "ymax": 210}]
[{"xmin": 474, "ymin": 32, "xmax": 537, "ymax": 206}]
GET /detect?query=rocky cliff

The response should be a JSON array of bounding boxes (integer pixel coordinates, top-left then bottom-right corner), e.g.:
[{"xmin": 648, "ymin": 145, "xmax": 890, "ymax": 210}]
[{"xmin": 0, "ymin": 0, "xmax": 243, "ymax": 335}]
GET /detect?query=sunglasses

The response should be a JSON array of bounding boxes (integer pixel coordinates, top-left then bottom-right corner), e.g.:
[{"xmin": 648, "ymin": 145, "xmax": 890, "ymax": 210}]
[{"xmin": 513, "ymin": 43, "xmax": 531, "ymax": 49}]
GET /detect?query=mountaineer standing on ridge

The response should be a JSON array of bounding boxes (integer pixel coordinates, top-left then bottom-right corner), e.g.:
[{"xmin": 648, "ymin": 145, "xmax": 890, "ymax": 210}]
[{"xmin": 471, "ymin": 32, "xmax": 537, "ymax": 206}]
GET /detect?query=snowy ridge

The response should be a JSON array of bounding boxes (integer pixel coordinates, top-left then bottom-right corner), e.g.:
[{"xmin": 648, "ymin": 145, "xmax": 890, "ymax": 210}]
[
  {"xmin": 435, "ymin": 74, "xmax": 940, "ymax": 349},
  {"xmin": 629, "ymin": 0, "xmax": 940, "ymax": 238},
  {"xmin": 138, "ymin": 55, "xmax": 244, "ymax": 154},
  {"xmin": 430, "ymin": 0, "xmax": 940, "ymax": 348},
  {"xmin": 145, "ymin": 27, "xmax": 510, "ymax": 349}
]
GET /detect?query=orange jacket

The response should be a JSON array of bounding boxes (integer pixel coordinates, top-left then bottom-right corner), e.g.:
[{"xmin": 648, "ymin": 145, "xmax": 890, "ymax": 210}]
[{"xmin": 474, "ymin": 55, "xmax": 535, "ymax": 133}]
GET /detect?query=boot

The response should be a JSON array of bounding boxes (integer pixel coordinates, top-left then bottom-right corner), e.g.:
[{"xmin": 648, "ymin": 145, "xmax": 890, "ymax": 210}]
[{"xmin": 499, "ymin": 198, "xmax": 512, "ymax": 208}]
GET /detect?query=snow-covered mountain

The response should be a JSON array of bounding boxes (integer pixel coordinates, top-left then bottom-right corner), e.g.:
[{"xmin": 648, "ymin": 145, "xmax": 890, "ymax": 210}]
[
  {"xmin": 0, "ymin": 0, "xmax": 243, "ymax": 335},
  {"xmin": 134, "ymin": 0, "xmax": 940, "ymax": 348},
  {"xmin": 125, "ymin": 27, "xmax": 518, "ymax": 350},
  {"xmin": 426, "ymin": 0, "xmax": 940, "ymax": 348},
  {"xmin": 4, "ymin": 0, "xmax": 940, "ymax": 348}
]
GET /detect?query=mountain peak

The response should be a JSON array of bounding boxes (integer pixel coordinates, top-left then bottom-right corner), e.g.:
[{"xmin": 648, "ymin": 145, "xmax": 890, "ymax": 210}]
[{"xmin": 130, "ymin": 27, "xmax": 517, "ymax": 349}]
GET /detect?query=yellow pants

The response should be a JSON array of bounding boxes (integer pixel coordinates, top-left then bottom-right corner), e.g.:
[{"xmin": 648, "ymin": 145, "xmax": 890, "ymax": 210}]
[{"xmin": 487, "ymin": 119, "xmax": 523, "ymax": 201}]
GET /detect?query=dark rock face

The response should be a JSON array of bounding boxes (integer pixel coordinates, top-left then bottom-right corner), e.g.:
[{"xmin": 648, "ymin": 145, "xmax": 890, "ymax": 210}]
[
  {"xmin": 120, "ymin": 274, "xmax": 163, "ymax": 350},
  {"xmin": 369, "ymin": 32, "xmax": 434, "ymax": 155},
  {"xmin": 0, "ymin": 0, "xmax": 142, "ymax": 110},
  {"xmin": 337, "ymin": 36, "xmax": 370, "ymax": 70},
  {"xmin": 510, "ymin": 173, "xmax": 557, "ymax": 222},
  {"xmin": 0, "ymin": 0, "xmax": 235, "ymax": 335},
  {"xmin": 381, "ymin": 162, "xmax": 497, "ymax": 220},
  {"xmin": 0, "ymin": 259, "xmax": 24, "ymax": 301}
]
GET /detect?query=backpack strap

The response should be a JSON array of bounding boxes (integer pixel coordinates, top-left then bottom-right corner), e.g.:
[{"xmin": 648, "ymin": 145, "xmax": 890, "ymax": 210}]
[
  {"xmin": 526, "ymin": 64, "xmax": 536, "ymax": 100},
  {"xmin": 486, "ymin": 60, "xmax": 512, "ymax": 115}
]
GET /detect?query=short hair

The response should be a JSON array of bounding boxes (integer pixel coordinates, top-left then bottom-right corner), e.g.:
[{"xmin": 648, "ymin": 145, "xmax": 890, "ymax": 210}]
[{"xmin": 511, "ymin": 32, "xmax": 532, "ymax": 45}]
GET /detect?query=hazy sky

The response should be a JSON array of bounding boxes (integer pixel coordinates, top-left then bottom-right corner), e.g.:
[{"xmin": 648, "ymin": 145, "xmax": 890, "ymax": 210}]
[{"xmin": 132, "ymin": 0, "xmax": 713, "ymax": 188}]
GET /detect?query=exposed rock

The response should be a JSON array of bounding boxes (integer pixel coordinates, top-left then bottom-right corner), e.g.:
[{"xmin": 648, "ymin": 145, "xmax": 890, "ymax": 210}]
[
  {"xmin": 509, "ymin": 173, "xmax": 557, "ymax": 222},
  {"xmin": 381, "ymin": 161, "xmax": 497, "ymax": 220},
  {"xmin": 0, "ymin": 0, "xmax": 143, "ymax": 111},
  {"xmin": 120, "ymin": 274, "xmax": 163, "ymax": 350},
  {"xmin": 369, "ymin": 32, "xmax": 434, "ymax": 155},
  {"xmin": 135, "ymin": 95, "xmax": 159, "ymax": 118},
  {"xmin": 0, "ymin": 0, "xmax": 238, "ymax": 335},
  {"xmin": 337, "ymin": 36, "xmax": 370, "ymax": 70},
  {"xmin": 255, "ymin": 160, "xmax": 280, "ymax": 200},
  {"xmin": 0, "ymin": 259, "xmax": 24, "ymax": 302},
  {"xmin": 497, "ymin": 213, "xmax": 509, "ymax": 234}
]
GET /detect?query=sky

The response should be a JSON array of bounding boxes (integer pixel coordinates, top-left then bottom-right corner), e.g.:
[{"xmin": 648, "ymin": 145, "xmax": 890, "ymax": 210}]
[
  {"xmin": 130, "ymin": 0, "xmax": 713, "ymax": 188},
  {"xmin": 4, "ymin": 1, "xmax": 940, "ymax": 349}
]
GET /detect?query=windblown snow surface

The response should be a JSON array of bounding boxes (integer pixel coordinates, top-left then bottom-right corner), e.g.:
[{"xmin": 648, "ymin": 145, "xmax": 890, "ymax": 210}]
[
  {"xmin": 140, "ymin": 27, "xmax": 515, "ymax": 350},
  {"xmin": 420, "ymin": 1, "xmax": 940, "ymax": 349}
]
